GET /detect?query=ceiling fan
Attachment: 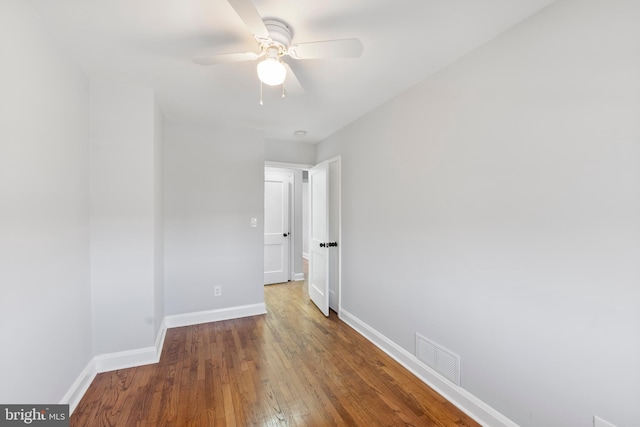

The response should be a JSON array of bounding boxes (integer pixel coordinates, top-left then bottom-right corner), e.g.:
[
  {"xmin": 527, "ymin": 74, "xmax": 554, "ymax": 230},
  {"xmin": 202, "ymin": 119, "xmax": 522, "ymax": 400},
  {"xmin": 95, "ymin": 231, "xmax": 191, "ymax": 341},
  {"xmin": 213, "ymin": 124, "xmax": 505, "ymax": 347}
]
[{"xmin": 193, "ymin": 0, "xmax": 364, "ymax": 100}]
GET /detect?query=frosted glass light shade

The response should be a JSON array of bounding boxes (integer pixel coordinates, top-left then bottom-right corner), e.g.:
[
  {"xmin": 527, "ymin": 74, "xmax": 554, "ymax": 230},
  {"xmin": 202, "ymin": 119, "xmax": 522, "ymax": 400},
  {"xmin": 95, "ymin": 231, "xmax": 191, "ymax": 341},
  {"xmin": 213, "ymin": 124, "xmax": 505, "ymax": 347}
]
[{"xmin": 257, "ymin": 58, "xmax": 286, "ymax": 86}]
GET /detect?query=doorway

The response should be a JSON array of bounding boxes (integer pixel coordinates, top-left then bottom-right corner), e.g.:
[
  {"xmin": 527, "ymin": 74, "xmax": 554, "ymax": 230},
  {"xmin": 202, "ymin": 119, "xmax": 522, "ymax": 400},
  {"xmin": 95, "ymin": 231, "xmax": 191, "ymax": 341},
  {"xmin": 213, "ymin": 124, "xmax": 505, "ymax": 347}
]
[
  {"xmin": 264, "ymin": 160, "xmax": 341, "ymax": 317},
  {"xmin": 264, "ymin": 165, "xmax": 306, "ymax": 284},
  {"xmin": 264, "ymin": 171, "xmax": 292, "ymax": 284}
]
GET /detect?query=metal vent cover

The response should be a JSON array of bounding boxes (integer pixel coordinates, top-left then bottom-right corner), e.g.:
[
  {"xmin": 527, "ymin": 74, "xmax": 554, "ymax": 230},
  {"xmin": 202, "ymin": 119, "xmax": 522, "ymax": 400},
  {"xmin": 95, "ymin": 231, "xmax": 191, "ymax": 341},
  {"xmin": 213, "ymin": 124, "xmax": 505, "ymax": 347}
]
[{"xmin": 416, "ymin": 333, "xmax": 461, "ymax": 386}]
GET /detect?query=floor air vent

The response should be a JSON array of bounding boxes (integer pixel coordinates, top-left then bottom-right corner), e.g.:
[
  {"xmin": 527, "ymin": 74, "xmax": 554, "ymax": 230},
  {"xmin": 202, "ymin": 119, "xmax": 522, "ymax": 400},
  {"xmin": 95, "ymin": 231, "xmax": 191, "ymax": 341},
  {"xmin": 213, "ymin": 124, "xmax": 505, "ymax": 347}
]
[{"xmin": 416, "ymin": 333, "xmax": 460, "ymax": 386}]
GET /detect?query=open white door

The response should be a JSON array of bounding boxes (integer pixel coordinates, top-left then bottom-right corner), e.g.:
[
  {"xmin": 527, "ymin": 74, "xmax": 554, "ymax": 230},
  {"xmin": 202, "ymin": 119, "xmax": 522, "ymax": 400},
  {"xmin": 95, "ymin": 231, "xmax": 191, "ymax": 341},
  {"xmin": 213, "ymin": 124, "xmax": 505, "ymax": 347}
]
[
  {"xmin": 264, "ymin": 173, "xmax": 290, "ymax": 284},
  {"xmin": 327, "ymin": 160, "xmax": 340, "ymax": 312},
  {"xmin": 309, "ymin": 162, "xmax": 330, "ymax": 316}
]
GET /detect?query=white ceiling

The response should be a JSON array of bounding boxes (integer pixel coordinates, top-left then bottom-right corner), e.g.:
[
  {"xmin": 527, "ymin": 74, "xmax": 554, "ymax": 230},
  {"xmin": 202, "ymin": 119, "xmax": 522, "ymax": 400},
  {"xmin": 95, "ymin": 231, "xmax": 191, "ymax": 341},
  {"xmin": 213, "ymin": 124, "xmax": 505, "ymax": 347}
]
[{"xmin": 28, "ymin": 0, "xmax": 555, "ymax": 143}]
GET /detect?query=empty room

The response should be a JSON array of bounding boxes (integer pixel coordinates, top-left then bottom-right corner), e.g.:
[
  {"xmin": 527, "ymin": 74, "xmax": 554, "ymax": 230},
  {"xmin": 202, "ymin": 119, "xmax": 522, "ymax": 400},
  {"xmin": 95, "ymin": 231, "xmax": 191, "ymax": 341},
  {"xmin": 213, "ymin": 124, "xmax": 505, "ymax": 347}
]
[{"xmin": 1, "ymin": 1, "xmax": 638, "ymax": 426}]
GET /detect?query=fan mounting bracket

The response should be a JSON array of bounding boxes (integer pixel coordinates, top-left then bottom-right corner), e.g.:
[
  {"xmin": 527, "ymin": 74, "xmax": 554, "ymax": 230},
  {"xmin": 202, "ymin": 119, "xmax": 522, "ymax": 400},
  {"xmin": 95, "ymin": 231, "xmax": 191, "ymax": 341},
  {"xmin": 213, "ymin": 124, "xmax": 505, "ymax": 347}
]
[{"xmin": 257, "ymin": 18, "xmax": 293, "ymax": 57}]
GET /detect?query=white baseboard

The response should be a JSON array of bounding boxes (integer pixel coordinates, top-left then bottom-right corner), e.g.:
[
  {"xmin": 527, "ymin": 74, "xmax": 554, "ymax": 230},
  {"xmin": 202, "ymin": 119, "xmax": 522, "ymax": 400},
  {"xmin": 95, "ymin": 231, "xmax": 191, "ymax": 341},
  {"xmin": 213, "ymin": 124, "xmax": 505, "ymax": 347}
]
[
  {"xmin": 292, "ymin": 272, "xmax": 305, "ymax": 281},
  {"xmin": 154, "ymin": 317, "xmax": 168, "ymax": 360},
  {"xmin": 60, "ymin": 358, "xmax": 97, "ymax": 415},
  {"xmin": 94, "ymin": 346, "xmax": 158, "ymax": 373},
  {"xmin": 61, "ymin": 341, "xmax": 164, "ymax": 415},
  {"xmin": 62, "ymin": 305, "xmax": 264, "ymax": 415},
  {"xmin": 94, "ymin": 317, "xmax": 168, "ymax": 373},
  {"xmin": 165, "ymin": 303, "xmax": 267, "ymax": 328},
  {"xmin": 339, "ymin": 309, "xmax": 518, "ymax": 427}
]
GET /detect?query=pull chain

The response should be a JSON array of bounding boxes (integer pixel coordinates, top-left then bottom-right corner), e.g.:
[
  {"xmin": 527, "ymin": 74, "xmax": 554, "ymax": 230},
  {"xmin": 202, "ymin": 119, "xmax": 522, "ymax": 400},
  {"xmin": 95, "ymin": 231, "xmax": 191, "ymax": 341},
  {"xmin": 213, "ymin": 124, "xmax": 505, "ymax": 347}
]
[
  {"xmin": 259, "ymin": 81, "xmax": 264, "ymax": 106},
  {"xmin": 259, "ymin": 82, "xmax": 287, "ymax": 105}
]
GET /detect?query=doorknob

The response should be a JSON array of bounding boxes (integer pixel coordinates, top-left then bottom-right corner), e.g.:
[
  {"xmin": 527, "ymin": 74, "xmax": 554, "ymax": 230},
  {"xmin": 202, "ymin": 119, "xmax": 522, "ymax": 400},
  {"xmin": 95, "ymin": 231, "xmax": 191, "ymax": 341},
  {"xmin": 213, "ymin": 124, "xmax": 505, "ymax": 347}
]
[
  {"xmin": 320, "ymin": 242, "xmax": 337, "ymax": 248},
  {"xmin": 283, "ymin": 232, "xmax": 289, "ymax": 237}
]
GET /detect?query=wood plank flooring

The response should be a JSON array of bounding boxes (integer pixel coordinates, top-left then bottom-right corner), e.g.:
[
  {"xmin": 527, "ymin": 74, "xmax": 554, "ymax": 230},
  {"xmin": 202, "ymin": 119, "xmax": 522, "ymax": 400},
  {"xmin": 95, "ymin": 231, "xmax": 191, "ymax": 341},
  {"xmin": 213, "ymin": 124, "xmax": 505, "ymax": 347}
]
[{"xmin": 71, "ymin": 281, "xmax": 479, "ymax": 426}]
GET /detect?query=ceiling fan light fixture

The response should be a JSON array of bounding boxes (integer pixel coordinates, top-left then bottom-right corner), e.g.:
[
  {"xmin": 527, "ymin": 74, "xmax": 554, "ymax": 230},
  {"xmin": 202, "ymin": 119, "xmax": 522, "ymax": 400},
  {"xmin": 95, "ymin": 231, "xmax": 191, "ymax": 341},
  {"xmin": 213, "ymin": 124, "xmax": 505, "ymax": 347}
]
[{"xmin": 257, "ymin": 57, "xmax": 286, "ymax": 86}]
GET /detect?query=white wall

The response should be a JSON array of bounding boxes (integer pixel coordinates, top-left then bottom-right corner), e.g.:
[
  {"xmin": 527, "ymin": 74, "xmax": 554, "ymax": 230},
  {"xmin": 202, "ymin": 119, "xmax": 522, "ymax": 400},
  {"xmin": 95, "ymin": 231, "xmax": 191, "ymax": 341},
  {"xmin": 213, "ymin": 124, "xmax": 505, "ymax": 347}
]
[
  {"xmin": 164, "ymin": 122, "xmax": 264, "ymax": 315},
  {"xmin": 90, "ymin": 80, "xmax": 163, "ymax": 355},
  {"xmin": 316, "ymin": 1, "xmax": 640, "ymax": 426},
  {"xmin": 0, "ymin": 0, "xmax": 92, "ymax": 403},
  {"xmin": 265, "ymin": 139, "xmax": 315, "ymax": 165}
]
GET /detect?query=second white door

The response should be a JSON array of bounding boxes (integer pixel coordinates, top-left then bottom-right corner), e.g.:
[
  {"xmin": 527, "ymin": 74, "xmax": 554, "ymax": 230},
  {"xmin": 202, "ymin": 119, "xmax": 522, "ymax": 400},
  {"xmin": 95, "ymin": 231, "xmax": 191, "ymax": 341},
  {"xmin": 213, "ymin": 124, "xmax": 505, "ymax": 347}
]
[{"xmin": 264, "ymin": 173, "xmax": 291, "ymax": 284}]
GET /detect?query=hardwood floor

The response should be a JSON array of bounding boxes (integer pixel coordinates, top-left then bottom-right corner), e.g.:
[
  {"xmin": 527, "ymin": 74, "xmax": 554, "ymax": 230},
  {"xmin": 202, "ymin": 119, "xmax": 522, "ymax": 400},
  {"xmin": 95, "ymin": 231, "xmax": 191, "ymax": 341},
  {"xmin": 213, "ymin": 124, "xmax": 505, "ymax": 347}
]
[{"xmin": 71, "ymin": 281, "xmax": 479, "ymax": 426}]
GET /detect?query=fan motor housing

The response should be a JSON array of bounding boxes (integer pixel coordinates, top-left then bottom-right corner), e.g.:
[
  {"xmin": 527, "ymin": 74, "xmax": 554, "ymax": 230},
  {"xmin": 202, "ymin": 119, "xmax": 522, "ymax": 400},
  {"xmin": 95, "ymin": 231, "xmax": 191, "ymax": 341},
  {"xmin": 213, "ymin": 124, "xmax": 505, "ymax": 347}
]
[{"xmin": 264, "ymin": 19, "xmax": 292, "ymax": 50}]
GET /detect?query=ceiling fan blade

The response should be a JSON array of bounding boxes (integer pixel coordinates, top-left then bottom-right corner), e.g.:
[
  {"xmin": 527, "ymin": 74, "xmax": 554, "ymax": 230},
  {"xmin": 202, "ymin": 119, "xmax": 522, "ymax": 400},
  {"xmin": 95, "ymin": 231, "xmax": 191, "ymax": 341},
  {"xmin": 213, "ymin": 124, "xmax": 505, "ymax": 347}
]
[
  {"xmin": 283, "ymin": 62, "xmax": 305, "ymax": 95},
  {"xmin": 227, "ymin": 0, "xmax": 270, "ymax": 41},
  {"xmin": 288, "ymin": 38, "xmax": 364, "ymax": 60},
  {"xmin": 193, "ymin": 51, "xmax": 260, "ymax": 66}
]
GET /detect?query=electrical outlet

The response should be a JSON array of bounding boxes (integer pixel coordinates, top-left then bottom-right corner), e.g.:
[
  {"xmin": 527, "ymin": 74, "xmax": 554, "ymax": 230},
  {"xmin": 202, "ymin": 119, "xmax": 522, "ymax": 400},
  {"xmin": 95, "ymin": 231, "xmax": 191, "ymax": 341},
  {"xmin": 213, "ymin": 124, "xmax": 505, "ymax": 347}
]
[{"xmin": 214, "ymin": 286, "xmax": 222, "ymax": 297}]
